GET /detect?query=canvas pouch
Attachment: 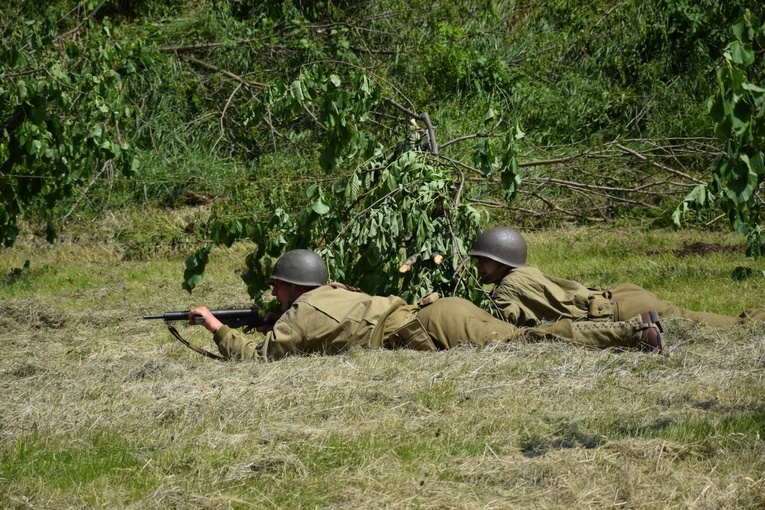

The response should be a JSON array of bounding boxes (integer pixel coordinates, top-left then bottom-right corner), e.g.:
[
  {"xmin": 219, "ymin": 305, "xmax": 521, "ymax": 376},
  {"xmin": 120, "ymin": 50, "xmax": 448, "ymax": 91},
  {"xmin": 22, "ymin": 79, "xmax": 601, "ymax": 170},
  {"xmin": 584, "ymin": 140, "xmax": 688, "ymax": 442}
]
[{"xmin": 587, "ymin": 292, "xmax": 614, "ymax": 320}]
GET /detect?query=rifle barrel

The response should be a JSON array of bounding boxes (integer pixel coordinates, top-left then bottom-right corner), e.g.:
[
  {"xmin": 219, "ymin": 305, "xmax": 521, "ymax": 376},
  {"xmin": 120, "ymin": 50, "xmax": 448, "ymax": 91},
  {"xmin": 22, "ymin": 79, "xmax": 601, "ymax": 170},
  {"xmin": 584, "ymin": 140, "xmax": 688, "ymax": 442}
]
[
  {"xmin": 143, "ymin": 313, "xmax": 170, "ymax": 319},
  {"xmin": 143, "ymin": 308, "xmax": 260, "ymax": 324}
]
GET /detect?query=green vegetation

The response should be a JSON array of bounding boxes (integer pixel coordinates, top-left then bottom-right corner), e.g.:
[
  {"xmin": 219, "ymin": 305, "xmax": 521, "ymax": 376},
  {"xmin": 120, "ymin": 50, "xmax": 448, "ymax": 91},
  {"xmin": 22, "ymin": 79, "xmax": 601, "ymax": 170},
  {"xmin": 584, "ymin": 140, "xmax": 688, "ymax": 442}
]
[
  {"xmin": 2, "ymin": 0, "xmax": 764, "ymax": 305},
  {"xmin": 674, "ymin": 11, "xmax": 765, "ymax": 259}
]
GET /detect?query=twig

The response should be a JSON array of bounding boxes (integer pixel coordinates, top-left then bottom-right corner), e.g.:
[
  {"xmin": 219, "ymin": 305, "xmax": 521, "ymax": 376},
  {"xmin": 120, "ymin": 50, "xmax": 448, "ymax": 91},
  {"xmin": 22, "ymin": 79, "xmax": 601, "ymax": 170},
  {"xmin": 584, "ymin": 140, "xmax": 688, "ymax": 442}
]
[
  {"xmin": 384, "ymin": 98, "xmax": 438, "ymax": 155},
  {"xmin": 302, "ymin": 102, "xmax": 326, "ymax": 130},
  {"xmin": 453, "ymin": 167, "xmax": 465, "ymax": 208},
  {"xmin": 594, "ymin": 2, "xmax": 626, "ymax": 27},
  {"xmin": 184, "ymin": 56, "xmax": 265, "ymax": 88},
  {"xmin": 705, "ymin": 214, "xmax": 725, "ymax": 226},
  {"xmin": 57, "ymin": 0, "xmax": 107, "ymax": 41},
  {"xmin": 60, "ymin": 160, "xmax": 112, "ymax": 224},
  {"xmin": 613, "ymin": 143, "xmax": 704, "ymax": 184},
  {"xmin": 467, "ymin": 198, "xmax": 505, "ymax": 208},
  {"xmin": 211, "ymin": 83, "xmax": 242, "ymax": 155},
  {"xmin": 519, "ymin": 189, "xmax": 606, "ymax": 222},
  {"xmin": 524, "ymin": 176, "xmax": 669, "ymax": 195},
  {"xmin": 518, "ymin": 153, "xmax": 588, "ymax": 167},
  {"xmin": 260, "ymin": 107, "xmax": 310, "ymax": 166},
  {"xmin": 327, "ymin": 181, "xmax": 420, "ymax": 249},
  {"xmin": 439, "ymin": 117, "xmax": 504, "ymax": 150},
  {"xmin": 158, "ymin": 39, "xmax": 265, "ymax": 52}
]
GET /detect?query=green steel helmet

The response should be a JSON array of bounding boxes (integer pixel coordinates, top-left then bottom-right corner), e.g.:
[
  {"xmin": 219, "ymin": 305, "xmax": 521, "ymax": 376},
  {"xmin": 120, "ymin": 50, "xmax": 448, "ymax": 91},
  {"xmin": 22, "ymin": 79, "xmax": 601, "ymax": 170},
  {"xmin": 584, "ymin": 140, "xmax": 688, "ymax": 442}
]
[
  {"xmin": 268, "ymin": 249, "xmax": 328, "ymax": 287},
  {"xmin": 469, "ymin": 227, "xmax": 527, "ymax": 268}
]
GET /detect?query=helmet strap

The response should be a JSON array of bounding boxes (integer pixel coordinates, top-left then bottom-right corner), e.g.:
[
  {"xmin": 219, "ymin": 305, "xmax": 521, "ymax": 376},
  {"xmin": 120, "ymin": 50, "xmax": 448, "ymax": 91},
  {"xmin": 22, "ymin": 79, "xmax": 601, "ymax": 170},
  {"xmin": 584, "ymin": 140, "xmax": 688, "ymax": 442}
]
[{"xmin": 288, "ymin": 284, "xmax": 299, "ymax": 305}]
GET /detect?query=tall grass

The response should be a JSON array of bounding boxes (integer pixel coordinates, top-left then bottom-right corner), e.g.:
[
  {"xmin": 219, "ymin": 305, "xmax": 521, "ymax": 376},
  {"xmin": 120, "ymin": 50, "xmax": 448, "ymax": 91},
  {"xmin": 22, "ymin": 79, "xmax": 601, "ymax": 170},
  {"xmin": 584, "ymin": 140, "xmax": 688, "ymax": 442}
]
[{"xmin": 2, "ymin": 213, "xmax": 765, "ymax": 508}]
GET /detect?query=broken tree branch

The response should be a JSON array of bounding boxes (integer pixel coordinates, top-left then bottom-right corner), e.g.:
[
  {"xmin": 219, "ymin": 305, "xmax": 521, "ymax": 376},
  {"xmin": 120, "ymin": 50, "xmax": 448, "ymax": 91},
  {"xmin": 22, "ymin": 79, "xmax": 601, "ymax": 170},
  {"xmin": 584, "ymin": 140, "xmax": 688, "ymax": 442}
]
[{"xmin": 384, "ymin": 98, "xmax": 439, "ymax": 155}]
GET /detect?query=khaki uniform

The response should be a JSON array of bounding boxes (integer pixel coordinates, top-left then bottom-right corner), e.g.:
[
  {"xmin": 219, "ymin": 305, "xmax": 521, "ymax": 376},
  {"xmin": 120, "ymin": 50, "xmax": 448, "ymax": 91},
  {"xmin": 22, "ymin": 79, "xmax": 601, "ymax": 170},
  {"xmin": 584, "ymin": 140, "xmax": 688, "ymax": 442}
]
[
  {"xmin": 213, "ymin": 285, "xmax": 655, "ymax": 361},
  {"xmin": 492, "ymin": 266, "xmax": 764, "ymax": 327}
]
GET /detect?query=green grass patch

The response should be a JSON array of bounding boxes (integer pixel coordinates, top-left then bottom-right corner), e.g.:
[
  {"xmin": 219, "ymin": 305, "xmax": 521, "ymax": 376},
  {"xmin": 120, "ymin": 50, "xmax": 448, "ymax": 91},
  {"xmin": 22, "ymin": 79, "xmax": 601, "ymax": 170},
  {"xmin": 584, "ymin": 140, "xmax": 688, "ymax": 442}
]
[
  {"xmin": 1, "ymin": 431, "xmax": 157, "ymax": 502},
  {"xmin": 3, "ymin": 217, "xmax": 765, "ymax": 508}
]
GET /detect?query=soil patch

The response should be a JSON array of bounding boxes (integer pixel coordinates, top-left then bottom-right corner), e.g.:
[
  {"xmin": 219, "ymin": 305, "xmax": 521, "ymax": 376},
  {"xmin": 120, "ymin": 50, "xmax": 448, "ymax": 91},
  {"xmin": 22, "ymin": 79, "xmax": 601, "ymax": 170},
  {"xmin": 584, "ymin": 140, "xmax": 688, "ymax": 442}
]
[{"xmin": 671, "ymin": 241, "xmax": 742, "ymax": 257}]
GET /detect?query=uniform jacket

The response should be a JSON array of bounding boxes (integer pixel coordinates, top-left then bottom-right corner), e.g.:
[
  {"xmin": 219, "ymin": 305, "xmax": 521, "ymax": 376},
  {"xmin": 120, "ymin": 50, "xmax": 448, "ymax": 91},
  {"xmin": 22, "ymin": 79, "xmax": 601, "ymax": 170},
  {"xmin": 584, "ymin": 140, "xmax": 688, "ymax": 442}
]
[
  {"xmin": 213, "ymin": 285, "xmax": 410, "ymax": 360},
  {"xmin": 492, "ymin": 266, "xmax": 601, "ymax": 326}
]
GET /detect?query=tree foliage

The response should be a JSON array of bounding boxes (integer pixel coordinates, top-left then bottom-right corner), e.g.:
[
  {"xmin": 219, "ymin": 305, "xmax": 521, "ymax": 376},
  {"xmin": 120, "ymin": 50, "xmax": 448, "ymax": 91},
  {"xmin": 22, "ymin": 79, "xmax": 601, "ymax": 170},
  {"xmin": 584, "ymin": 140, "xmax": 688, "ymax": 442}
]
[
  {"xmin": 674, "ymin": 10, "xmax": 765, "ymax": 260},
  {"xmin": 1, "ymin": 2, "xmax": 140, "ymax": 246},
  {"xmin": 3, "ymin": 0, "xmax": 765, "ymax": 303},
  {"xmin": 182, "ymin": 66, "xmax": 520, "ymax": 304}
]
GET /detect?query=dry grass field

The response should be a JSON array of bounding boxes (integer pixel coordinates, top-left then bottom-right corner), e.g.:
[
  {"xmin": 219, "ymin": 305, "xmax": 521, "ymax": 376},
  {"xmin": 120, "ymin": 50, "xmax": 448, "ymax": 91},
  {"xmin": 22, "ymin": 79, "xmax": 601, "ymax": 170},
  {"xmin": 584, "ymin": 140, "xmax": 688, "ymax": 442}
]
[{"xmin": 2, "ymin": 215, "xmax": 765, "ymax": 509}]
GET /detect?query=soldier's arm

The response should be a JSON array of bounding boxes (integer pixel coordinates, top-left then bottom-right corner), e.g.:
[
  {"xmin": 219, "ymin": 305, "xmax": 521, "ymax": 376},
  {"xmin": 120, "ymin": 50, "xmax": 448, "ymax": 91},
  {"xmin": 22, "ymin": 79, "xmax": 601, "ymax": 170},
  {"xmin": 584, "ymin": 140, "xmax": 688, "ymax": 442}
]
[
  {"xmin": 213, "ymin": 326, "xmax": 265, "ymax": 360},
  {"xmin": 492, "ymin": 280, "xmax": 543, "ymax": 327},
  {"xmin": 213, "ymin": 311, "xmax": 310, "ymax": 361},
  {"xmin": 493, "ymin": 296, "xmax": 540, "ymax": 327}
]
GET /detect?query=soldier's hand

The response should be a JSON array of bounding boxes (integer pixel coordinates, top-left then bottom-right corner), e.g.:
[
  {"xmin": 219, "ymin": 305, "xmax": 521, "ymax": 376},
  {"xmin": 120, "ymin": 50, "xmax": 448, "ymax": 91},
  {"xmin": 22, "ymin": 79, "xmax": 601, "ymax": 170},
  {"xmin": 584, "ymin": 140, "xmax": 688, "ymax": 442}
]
[
  {"xmin": 255, "ymin": 311, "xmax": 280, "ymax": 333},
  {"xmin": 189, "ymin": 307, "xmax": 223, "ymax": 334}
]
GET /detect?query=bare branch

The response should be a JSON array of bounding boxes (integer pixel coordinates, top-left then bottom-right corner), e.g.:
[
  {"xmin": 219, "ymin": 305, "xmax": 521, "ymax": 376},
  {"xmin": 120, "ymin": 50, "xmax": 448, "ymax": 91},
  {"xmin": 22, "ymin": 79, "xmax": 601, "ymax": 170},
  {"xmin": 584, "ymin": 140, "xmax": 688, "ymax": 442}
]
[
  {"xmin": 518, "ymin": 153, "xmax": 589, "ymax": 168},
  {"xmin": 211, "ymin": 83, "xmax": 243, "ymax": 156},
  {"xmin": 60, "ymin": 160, "xmax": 112, "ymax": 224},
  {"xmin": 183, "ymin": 56, "xmax": 266, "ymax": 89},
  {"xmin": 518, "ymin": 190, "xmax": 607, "ymax": 222},
  {"xmin": 57, "ymin": 0, "xmax": 107, "ymax": 41},
  {"xmin": 612, "ymin": 143, "xmax": 705, "ymax": 184},
  {"xmin": 157, "ymin": 39, "xmax": 267, "ymax": 53},
  {"xmin": 439, "ymin": 117, "xmax": 504, "ymax": 150},
  {"xmin": 384, "ymin": 98, "xmax": 438, "ymax": 154}
]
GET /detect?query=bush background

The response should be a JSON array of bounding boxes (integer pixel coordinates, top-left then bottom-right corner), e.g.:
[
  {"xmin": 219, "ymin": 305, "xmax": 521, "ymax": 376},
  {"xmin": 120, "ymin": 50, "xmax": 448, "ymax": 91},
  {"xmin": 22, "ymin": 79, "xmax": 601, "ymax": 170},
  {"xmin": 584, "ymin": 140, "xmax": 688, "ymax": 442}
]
[{"xmin": 3, "ymin": 0, "xmax": 763, "ymax": 239}]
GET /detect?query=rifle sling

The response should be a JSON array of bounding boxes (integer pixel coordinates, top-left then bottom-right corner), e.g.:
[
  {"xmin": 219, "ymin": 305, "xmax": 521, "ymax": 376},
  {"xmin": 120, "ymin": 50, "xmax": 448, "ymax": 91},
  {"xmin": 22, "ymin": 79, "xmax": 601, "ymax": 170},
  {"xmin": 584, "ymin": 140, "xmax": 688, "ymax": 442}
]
[{"xmin": 166, "ymin": 323, "xmax": 226, "ymax": 361}]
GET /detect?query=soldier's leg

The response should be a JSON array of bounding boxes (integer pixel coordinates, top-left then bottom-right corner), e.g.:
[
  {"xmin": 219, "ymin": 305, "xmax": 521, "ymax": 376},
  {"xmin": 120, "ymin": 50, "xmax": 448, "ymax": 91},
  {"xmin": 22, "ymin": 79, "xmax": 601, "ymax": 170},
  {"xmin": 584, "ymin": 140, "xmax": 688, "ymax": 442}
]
[
  {"xmin": 741, "ymin": 309, "xmax": 765, "ymax": 322},
  {"xmin": 414, "ymin": 297, "xmax": 517, "ymax": 349},
  {"xmin": 522, "ymin": 312, "xmax": 666, "ymax": 354},
  {"xmin": 611, "ymin": 283, "xmax": 743, "ymax": 327}
]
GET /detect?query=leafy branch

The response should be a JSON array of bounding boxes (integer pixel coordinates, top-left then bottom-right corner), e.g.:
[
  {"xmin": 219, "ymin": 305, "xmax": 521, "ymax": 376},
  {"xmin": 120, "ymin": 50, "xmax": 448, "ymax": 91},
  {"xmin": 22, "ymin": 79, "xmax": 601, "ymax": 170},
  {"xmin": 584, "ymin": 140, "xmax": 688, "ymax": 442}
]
[{"xmin": 673, "ymin": 10, "xmax": 765, "ymax": 259}]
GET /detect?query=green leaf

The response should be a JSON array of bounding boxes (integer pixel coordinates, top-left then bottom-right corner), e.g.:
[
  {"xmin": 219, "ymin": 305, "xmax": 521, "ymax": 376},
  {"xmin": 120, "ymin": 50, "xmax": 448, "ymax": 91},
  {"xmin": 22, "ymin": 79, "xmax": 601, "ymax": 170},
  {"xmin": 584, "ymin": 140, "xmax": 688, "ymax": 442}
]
[
  {"xmin": 749, "ymin": 152, "xmax": 765, "ymax": 176},
  {"xmin": 670, "ymin": 207, "xmax": 685, "ymax": 227},
  {"xmin": 290, "ymin": 80, "xmax": 304, "ymax": 102},
  {"xmin": 741, "ymin": 82, "xmax": 765, "ymax": 94},
  {"xmin": 730, "ymin": 41, "xmax": 755, "ymax": 66},
  {"xmin": 358, "ymin": 74, "xmax": 371, "ymax": 95},
  {"xmin": 722, "ymin": 155, "xmax": 758, "ymax": 204},
  {"xmin": 672, "ymin": 184, "xmax": 712, "ymax": 226},
  {"xmin": 757, "ymin": 24, "xmax": 765, "ymax": 48},
  {"xmin": 731, "ymin": 101, "xmax": 752, "ymax": 137},
  {"xmin": 331, "ymin": 178, "xmax": 346, "ymax": 194},
  {"xmin": 26, "ymin": 139, "xmax": 41, "ymax": 155},
  {"xmin": 312, "ymin": 200, "xmax": 330, "ymax": 215},
  {"xmin": 182, "ymin": 245, "xmax": 212, "ymax": 293},
  {"xmin": 43, "ymin": 208, "xmax": 57, "ymax": 244},
  {"xmin": 731, "ymin": 16, "xmax": 753, "ymax": 44},
  {"xmin": 732, "ymin": 266, "xmax": 753, "ymax": 280},
  {"xmin": 306, "ymin": 183, "xmax": 320, "ymax": 199}
]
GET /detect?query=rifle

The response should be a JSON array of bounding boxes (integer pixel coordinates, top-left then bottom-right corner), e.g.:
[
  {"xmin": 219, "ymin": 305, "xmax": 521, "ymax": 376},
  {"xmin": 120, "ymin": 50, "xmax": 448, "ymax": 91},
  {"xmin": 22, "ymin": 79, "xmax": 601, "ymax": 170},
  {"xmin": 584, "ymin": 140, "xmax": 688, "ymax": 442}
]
[
  {"xmin": 144, "ymin": 307, "xmax": 263, "ymax": 361},
  {"xmin": 144, "ymin": 307, "xmax": 263, "ymax": 329}
]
